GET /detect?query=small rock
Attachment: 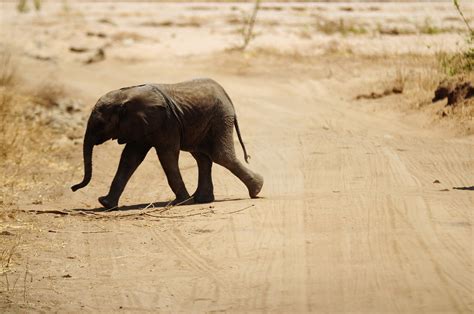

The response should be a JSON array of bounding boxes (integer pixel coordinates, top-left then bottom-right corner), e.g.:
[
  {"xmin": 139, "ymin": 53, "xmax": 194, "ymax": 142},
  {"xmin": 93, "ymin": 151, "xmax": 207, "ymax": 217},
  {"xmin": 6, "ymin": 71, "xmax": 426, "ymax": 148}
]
[
  {"xmin": 86, "ymin": 31, "xmax": 107, "ymax": 38},
  {"xmin": 433, "ymin": 180, "xmax": 440, "ymax": 184},
  {"xmin": 0, "ymin": 231, "xmax": 14, "ymax": 236},
  {"xmin": 69, "ymin": 46, "xmax": 89, "ymax": 53},
  {"xmin": 84, "ymin": 48, "xmax": 105, "ymax": 64}
]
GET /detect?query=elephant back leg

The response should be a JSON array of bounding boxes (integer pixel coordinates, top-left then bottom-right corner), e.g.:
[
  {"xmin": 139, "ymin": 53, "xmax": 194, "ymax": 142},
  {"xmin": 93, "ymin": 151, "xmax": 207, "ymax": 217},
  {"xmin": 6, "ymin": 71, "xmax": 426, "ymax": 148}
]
[
  {"xmin": 211, "ymin": 116, "xmax": 263, "ymax": 198},
  {"xmin": 191, "ymin": 152, "xmax": 214, "ymax": 203},
  {"xmin": 99, "ymin": 143, "xmax": 151, "ymax": 209}
]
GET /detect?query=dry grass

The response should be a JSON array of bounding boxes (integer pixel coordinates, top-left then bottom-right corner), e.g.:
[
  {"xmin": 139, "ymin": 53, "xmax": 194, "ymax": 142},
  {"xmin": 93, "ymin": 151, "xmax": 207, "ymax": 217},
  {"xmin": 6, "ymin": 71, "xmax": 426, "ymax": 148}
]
[
  {"xmin": 32, "ymin": 83, "xmax": 67, "ymax": 108},
  {"xmin": 111, "ymin": 31, "xmax": 148, "ymax": 42},
  {"xmin": 438, "ymin": 49, "xmax": 474, "ymax": 76},
  {"xmin": 316, "ymin": 18, "xmax": 367, "ymax": 35},
  {"xmin": 139, "ymin": 17, "xmax": 204, "ymax": 28},
  {"xmin": 291, "ymin": 6, "xmax": 307, "ymax": 12},
  {"xmin": 188, "ymin": 5, "xmax": 216, "ymax": 11},
  {"xmin": 0, "ymin": 49, "xmax": 17, "ymax": 87},
  {"xmin": 260, "ymin": 5, "xmax": 283, "ymax": 11},
  {"xmin": 0, "ymin": 88, "xmax": 49, "ymax": 206},
  {"xmin": 237, "ymin": 0, "xmax": 261, "ymax": 50},
  {"xmin": 251, "ymin": 46, "xmax": 313, "ymax": 63},
  {"xmin": 376, "ymin": 24, "xmax": 416, "ymax": 36},
  {"xmin": 418, "ymin": 17, "xmax": 443, "ymax": 35},
  {"xmin": 0, "ymin": 235, "xmax": 21, "ymax": 273},
  {"xmin": 0, "ymin": 47, "xmax": 79, "ymax": 207},
  {"xmin": 356, "ymin": 66, "xmax": 409, "ymax": 100}
]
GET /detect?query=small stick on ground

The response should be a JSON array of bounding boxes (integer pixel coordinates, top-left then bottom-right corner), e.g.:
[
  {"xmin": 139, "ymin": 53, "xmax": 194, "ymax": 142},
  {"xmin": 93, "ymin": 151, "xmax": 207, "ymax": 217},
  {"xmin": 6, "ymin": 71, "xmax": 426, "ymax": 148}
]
[
  {"xmin": 226, "ymin": 204, "xmax": 255, "ymax": 215},
  {"xmin": 23, "ymin": 258, "xmax": 29, "ymax": 303}
]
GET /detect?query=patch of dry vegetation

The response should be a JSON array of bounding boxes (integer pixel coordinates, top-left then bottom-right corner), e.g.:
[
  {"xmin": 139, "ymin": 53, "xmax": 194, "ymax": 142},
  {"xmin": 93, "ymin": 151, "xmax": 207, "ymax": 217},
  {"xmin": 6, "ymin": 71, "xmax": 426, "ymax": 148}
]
[
  {"xmin": 316, "ymin": 18, "xmax": 367, "ymax": 35},
  {"xmin": 426, "ymin": 0, "xmax": 474, "ymax": 129},
  {"xmin": 353, "ymin": 1, "xmax": 473, "ymax": 134},
  {"xmin": 0, "ymin": 210, "xmax": 34, "ymax": 310},
  {"xmin": 358, "ymin": 54, "xmax": 473, "ymax": 134},
  {"xmin": 236, "ymin": 0, "xmax": 261, "ymax": 50},
  {"xmin": 0, "ymin": 47, "xmax": 83, "ymax": 208},
  {"xmin": 111, "ymin": 31, "xmax": 148, "ymax": 43},
  {"xmin": 139, "ymin": 16, "xmax": 204, "ymax": 28}
]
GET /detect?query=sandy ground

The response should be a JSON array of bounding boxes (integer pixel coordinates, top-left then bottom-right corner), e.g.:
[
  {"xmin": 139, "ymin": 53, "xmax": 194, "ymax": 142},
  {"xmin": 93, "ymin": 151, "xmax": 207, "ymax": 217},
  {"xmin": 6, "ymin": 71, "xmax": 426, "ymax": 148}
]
[{"xmin": 1, "ymin": 1, "xmax": 473, "ymax": 312}]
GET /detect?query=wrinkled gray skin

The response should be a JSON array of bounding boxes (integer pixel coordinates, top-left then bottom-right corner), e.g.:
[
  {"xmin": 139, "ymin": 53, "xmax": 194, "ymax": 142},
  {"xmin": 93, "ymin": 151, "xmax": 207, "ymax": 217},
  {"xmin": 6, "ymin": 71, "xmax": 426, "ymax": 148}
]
[{"xmin": 71, "ymin": 78, "xmax": 264, "ymax": 209}]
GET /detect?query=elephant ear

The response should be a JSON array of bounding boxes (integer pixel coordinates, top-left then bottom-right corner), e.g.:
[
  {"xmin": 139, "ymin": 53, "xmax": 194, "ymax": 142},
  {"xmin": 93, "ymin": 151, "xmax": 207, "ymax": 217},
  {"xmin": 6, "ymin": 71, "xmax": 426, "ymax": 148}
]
[{"xmin": 117, "ymin": 90, "xmax": 167, "ymax": 144}]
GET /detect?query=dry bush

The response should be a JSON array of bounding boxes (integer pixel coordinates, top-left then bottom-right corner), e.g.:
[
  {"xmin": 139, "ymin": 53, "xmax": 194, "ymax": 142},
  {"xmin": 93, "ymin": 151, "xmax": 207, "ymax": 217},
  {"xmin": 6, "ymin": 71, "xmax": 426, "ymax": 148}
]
[
  {"xmin": 418, "ymin": 17, "xmax": 443, "ymax": 35},
  {"xmin": 0, "ymin": 234, "xmax": 21, "ymax": 273},
  {"xmin": 141, "ymin": 20, "xmax": 174, "ymax": 27},
  {"xmin": 140, "ymin": 17, "xmax": 203, "ymax": 28},
  {"xmin": 251, "ymin": 47, "xmax": 312, "ymax": 63},
  {"xmin": 176, "ymin": 17, "xmax": 204, "ymax": 28},
  {"xmin": 226, "ymin": 16, "xmax": 241, "ymax": 25},
  {"xmin": 97, "ymin": 18, "xmax": 116, "ymax": 26},
  {"xmin": 16, "ymin": 0, "xmax": 28, "ymax": 13},
  {"xmin": 0, "ymin": 88, "xmax": 49, "ymax": 206},
  {"xmin": 32, "ymin": 83, "xmax": 67, "ymax": 108},
  {"xmin": 323, "ymin": 40, "xmax": 354, "ymax": 55},
  {"xmin": 438, "ymin": 50, "xmax": 474, "ymax": 76},
  {"xmin": 377, "ymin": 26, "xmax": 416, "ymax": 36},
  {"xmin": 316, "ymin": 18, "xmax": 367, "ymax": 35},
  {"xmin": 339, "ymin": 6, "xmax": 354, "ymax": 12},
  {"xmin": 392, "ymin": 68, "xmax": 407, "ymax": 94},
  {"xmin": 355, "ymin": 67, "xmax": 408, "ymax": 101},
  {"xmin": 112, "ymin": 31, "xmax": 147, "ymax": 42},
  {"xmin": 0, "ymin": 48, "xmax": 21, "ymax": 163},
  {"xmin": 189, "ymin": 6, "xmax": 216, "ymax": 11},
  {"xmin": 291, "ymin": 6, "xmax": 307, "ymax": 12},
  {"xmin": 436, "ymin": 1, "xmax": 473, "ymax": 76},
  {"xmin": 260, "ymin": 5, "xmax": 282, "ymax": 11},
  {"xmin": 238, "ymin": 0, "xmax": 261, "ymax": 51},
  {"xmin": 0, "ymin": 51, "xmax": 81, "ymax": 207}
]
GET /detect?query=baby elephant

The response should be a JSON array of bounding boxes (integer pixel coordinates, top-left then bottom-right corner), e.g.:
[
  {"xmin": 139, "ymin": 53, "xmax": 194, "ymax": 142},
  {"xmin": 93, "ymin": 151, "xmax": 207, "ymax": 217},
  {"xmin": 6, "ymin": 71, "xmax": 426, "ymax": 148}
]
[{"xmin": 71, "ymin": 78, "xmax": 263, "ymax": 209}]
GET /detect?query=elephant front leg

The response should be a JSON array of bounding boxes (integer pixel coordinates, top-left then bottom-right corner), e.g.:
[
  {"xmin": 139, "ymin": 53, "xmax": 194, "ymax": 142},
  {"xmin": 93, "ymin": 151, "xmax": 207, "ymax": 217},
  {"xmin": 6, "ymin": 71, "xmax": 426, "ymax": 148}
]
[
  {"xmin": 191, "ymin": 152, "xmax": 214, "ymax": 203},
  {"xmin": 99, "ymin": 143, "xmax": 151, "ymax": 209},
  {"xmin": 156, "ymin": 148, "xmax": 191, "ymax": 205}
]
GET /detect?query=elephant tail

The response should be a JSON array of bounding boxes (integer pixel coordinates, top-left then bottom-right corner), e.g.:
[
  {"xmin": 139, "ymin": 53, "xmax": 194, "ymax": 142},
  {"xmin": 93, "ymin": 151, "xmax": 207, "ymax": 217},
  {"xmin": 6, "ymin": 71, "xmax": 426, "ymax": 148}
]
[
  {"xmin": 217, "ymin": 82, "xmax": 251, "ymax": 163},
  {"xmin": 234, "ymin": 115, "xmax": 250, "ymax": 164}
]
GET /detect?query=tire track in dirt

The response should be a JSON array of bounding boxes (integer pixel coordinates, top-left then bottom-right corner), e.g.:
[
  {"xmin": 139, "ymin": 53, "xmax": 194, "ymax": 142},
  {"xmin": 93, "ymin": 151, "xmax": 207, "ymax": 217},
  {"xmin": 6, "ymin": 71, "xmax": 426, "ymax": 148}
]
[{"xmin": 151, "ymin": 227, "xmax": 227, "ymax": 289}]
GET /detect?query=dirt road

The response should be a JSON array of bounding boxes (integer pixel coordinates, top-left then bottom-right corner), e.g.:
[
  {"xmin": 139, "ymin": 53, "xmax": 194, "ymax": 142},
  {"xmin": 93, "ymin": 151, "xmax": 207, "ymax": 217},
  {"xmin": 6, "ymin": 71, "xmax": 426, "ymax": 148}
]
[{"xmin": 0, "ymin": 54, "xmax": 471, "ymax": 312}]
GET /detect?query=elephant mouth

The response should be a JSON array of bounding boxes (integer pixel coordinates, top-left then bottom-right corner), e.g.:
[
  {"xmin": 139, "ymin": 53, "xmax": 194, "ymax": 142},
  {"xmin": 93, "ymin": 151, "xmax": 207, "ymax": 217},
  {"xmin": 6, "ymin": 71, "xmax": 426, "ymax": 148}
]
[
  {"xmin": 117, "ymin": 138, "xmax": 126, "ymax": 144},
  {"xmin": 95, "ymin": 136, "xmax": 108, "ymax": 145}
]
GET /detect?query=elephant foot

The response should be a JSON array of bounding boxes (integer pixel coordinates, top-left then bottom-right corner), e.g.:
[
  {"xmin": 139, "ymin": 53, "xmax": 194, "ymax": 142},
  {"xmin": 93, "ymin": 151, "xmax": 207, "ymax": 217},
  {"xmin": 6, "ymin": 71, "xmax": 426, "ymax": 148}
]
[
  {"xmin": 193, "ymin": 193, "xmax": 215, "ymax": 204},
  {"xmin": 171, "ymin": 194, "xmax": 193, "ymax": 206},
  {"xmin": 248, "ymin": 173, "xmax": 264, "ymax": 198},
  {"xmin": 98, "ymin": 196, "xmax": 118, "ymax": 209}
]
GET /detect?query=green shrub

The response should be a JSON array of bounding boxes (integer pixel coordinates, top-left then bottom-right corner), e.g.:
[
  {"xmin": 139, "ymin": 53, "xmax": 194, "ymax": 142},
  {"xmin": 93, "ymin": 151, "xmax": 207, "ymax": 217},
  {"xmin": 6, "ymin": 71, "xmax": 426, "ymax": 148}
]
[
  {"xmin": 16, "ymin": 0, "xmax": 28, "ymax": 13},
  {"xmin": 438, "ymin": 0, "xmax": 474, "ymax": 76}
]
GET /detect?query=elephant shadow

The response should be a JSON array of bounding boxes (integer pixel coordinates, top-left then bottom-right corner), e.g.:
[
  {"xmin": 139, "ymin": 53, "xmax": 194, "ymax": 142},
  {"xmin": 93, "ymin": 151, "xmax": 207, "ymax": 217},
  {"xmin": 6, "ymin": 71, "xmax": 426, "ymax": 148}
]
[
  {"xmin": 70, "ymin": 201, "xmax": 171, "ymax": 213},
  {"xmin": 70, "ymin": 197, "xmax": 250, "ymax": 213}
]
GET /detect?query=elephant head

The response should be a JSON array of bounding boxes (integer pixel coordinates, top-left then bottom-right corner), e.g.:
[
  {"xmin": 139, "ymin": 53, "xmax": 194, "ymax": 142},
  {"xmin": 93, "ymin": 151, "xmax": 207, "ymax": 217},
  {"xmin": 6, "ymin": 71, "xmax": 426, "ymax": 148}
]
[{"xmin": 71, "ymin": 84, "xmax": 174, "ymax": 192}]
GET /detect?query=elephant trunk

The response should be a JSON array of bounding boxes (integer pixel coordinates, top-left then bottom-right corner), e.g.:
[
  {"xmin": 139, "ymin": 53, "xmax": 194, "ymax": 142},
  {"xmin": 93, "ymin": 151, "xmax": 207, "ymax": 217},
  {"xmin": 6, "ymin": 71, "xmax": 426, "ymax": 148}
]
[{"xmin": 71, "ymin": 130, "xmax": 95, "ymax": 192}]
